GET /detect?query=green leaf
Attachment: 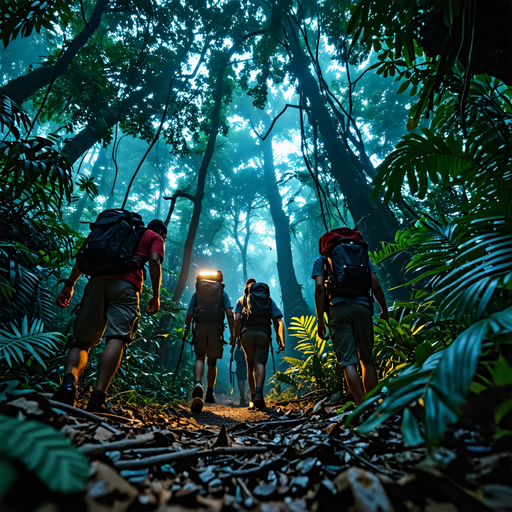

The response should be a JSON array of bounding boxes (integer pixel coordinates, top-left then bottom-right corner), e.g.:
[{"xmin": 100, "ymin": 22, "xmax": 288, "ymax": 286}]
[
  {"xmin": 491, "ymin": 356, "xmax": 512, "ymax": 387},
  {"xmin": 0, "ymin": 317, "xmax": 63, "ymax": 369},
  {"xmin": 401, "ymin": 408, "xmax": 424, "ymax": 447},
  {"xmin": 495, "ymin": 399, "xmax": 512, "ymax": 425},
  {"xmin": 0, "ymin": 458, "xmax": 17, "ymax": 499},
  {"xmin": 0, "ymin": 414, "xmax": 89, "ymax": 493},
  {"xmin": 415, "ymin": 343, "xmax": 433, "ymax": 366}
]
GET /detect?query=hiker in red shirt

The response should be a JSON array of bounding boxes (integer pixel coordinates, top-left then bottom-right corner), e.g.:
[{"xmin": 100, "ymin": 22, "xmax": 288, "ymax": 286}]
[
  {"xmin": 53, "ymin": 218, "xmax": 166, "ymax": 413},
  {"xmin": 312, "ymin": 228, "xmax": 389, "ymax": 405}
]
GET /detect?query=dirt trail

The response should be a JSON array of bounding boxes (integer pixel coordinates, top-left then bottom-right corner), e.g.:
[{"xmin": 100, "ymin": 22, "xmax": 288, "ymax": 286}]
[
  {"xmin": 176, "ymin": 394, "xmax": 283, "ymax": 429},
  {"xmin": 2, "ymin": 387, "xmax": 505, "ymax": 512}
]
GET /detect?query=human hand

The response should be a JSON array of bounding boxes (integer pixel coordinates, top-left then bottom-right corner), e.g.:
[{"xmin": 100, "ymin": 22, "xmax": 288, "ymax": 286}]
[
  {"xmin": 317, "ymin": 319, "xmax": 327, "ymax": 339},
  {"xmin": 147, "ymin": 297, "xmax": 160, "ymax": 315},
  {"xmin": 277, "ymin": 339, "xmax": 285, "ymax": 352},
  {"xmin": 56, "ymin": 287, "xmax": 73, "ymax": 308},
  {"xmin": 229, "ymin": 335, "xmax": 236, "ymax": 346},
  {"xmin": 380, "ymin": 311, "xmax": 390, "ymax": 323}
]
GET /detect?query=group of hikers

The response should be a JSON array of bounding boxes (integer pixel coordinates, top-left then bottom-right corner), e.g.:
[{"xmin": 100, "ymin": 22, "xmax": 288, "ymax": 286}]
[{"xmin": 53, "ymin": 209, "xmax": 389, "ymax": 415}]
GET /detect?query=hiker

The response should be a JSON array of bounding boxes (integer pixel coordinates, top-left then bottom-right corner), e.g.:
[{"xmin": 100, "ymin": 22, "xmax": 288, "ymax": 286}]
[
  {"xmin": 184, "ymin": 270, "xmax": 234, "ymax": 412},
  {"xmin": 234, "ymin": 347, "xmax": 248, "ymax": 407},
  {"xmin": 232, "ymin": 278, "xmax": 285, "ymax": 410},
  {"xmin": 53, "ymin": 212, "xmax": 167, "ymax": 413},
  {"xmin": 312, "ymin": 227, "xmax": 389, "ymax": 405}
]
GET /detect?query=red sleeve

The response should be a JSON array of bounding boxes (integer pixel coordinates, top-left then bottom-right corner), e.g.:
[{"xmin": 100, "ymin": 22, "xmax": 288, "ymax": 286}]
[{"xmin": 148, "ymin": 230, "xmax": 165, "ymax": 261}]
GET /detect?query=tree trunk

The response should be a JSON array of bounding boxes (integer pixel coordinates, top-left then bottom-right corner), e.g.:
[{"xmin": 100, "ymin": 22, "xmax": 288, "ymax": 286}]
[
  {"xmin": 61, "ymin": 87, "xmax": 149, "ymax": 164},
  {"xmin": 0, "ymin": 0, "xmax": 108, "ymax": 105},
  {"xmin": 285, "ymin": 21, "xmax": 406, "ymax": 296},
  {"xmin": 286, "ymin": 24, "xmax": 399, "ymax": 251},
  {"xmin": 232, "ymin": 206, "xmax": 251, "ymax": 283},
  {"xmin": 262, "ymin": 135, "xmax": 312, "ymax": 327},
  {"xmin": 171, "ymin": 57, "xmax": 230, "ymax": 304}
]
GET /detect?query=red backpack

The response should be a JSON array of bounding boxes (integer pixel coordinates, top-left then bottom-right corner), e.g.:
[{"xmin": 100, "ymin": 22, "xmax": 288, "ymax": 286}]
[{"xmin": 319, "ymin": 228, "xmax": 371, "ymax": 299}]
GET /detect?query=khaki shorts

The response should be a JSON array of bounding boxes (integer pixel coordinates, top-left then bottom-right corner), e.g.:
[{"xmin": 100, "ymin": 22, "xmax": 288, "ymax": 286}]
[
  {"xmin": 193, "ymin": 323, "xmax": 224, "ymax": 359},
  {"xmin": 328, "ymin": 302, "xmax": 374, "ymax": 368},
  {"xmin": 241, "ymin": 328, "xmax": 271, "ymax": 366},
  {"xmin": 69, "ymin": 279, "xmax": 140, "ymax": 350}
]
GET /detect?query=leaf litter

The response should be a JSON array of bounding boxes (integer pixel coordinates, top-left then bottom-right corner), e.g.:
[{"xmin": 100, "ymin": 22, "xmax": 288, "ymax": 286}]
[{"xmin": 1, "ymin": 390, "xmax": 511, "ymax": 512}]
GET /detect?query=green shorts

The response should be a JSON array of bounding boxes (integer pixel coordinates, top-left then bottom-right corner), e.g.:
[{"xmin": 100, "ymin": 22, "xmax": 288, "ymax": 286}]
[
  {"xmin": 193, "ymin": 323, "xmax": 224, "ymax": 359},
  {"xmin": 241, "ymin": 328, "xmax": 271, "ymax": 366},
  {"xmin": 328, "ymin": 302, "xmax": 374, "ymax": 368},
  {"xmin": 69, "ymin": 279, "xmax": 140, "ymax": 350}
]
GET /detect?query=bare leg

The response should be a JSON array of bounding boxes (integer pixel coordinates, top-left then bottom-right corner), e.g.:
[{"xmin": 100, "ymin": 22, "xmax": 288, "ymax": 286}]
[
  {"xmin": 206, "ymin": 358, "xmax": 217, "ymax": 388},
  {"xmin": 237, "ymin": 379, "xmax": 245, "ymax": 399},
  {"xmin": 247, "ymin": 364, "xmax": 256, "ymax": 394},
  {"xmin": 254, "ymin": 363, "xmax": 266, "ymax": 388},
  {"xmin": 95, "ymin": 338, "xmax": 125, "ymax": 393},
  {"xmin": 361, "ymin": 360, "xmax": 378, "ymax": 395},
  {"xmin": 64, "ymin": 347, "xmax": 89, "ymax": 380},
  {"xmin": 194, "ymin": 356, "xmax": 205, "ymax": 383},
  {"xmin": 343, "ymin": 364, "xmax": 365, "ymax": 405}
]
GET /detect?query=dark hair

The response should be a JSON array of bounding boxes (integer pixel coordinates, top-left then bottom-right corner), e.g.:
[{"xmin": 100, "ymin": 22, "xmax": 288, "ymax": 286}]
[{"xmin": 147, "ymin": 219, "xmax": 167, "ymax": 236}]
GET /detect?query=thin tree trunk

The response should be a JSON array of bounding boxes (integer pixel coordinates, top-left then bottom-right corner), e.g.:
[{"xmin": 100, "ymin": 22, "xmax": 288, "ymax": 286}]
[
  {"xmin": 171, "ymin": 57, "xmax": 229, "ymax": 303},
  {"xmin": 262, "ymin": 135, "xmax": 312, "ymax": 327},
  {"xmin": 0, "ymin": 0, "xmax": 108, "ymax": 105},
  {"xmin": 232, "ymin": 207, "xmax": 251, "ymax": 283}
]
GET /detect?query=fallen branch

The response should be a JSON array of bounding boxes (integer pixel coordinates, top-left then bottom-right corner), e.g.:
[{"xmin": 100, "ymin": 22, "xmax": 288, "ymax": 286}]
[
  {"xmin": 334, "ymin": 441, "xmax": 404, "ymax": 478},
  {"xmin": 80, "ymin": 433, "xmax": 156, "ymax": 455},
  {"xmin": 241, "ymin": 418, "xmax": 307, "ymax": 434},
  {"xmin": 47, "ymin": 399, "xmax": 121, "ymax": 434},
  {"xmin": 115, "ymin": 445, "xmax": 269, "ymax": 470}
]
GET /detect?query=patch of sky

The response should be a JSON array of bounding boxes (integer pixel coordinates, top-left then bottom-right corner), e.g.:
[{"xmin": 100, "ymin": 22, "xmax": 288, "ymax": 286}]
[{"xmin": 228, "ymin": 115, "xmax": 248, "ymax": 131}]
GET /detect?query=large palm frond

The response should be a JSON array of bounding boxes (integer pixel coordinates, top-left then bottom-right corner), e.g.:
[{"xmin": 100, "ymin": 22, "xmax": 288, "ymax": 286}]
[
  {"xmin": 0, "ymin": 317, "xmax": 64, "ymax": 369},
  {"xmin": 350, "ymin": 307, "xmax": 512, "ymax": 447}
]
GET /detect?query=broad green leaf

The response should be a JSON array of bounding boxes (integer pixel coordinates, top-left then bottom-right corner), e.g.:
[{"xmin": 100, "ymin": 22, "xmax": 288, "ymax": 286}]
[
  {"xmin": 0, "ymin": 415, "xmax": 89, "ymax": 493},
  {"xmin": 401, "ymin": 408, "xmax": 424, "ymax": 447}
]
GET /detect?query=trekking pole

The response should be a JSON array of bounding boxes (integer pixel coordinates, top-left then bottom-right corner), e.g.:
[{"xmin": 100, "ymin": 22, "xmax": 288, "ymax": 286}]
[
  {"xmin": 270, "ymin": 340, "xmax": 276, "ymax": 375},
  {"xmin": 229, "ymin": 343, "xmax": 236, "ymax": 388},
  {"xmin": 170, "ymin": 332, "xmax": 187, "ymax": 391}
]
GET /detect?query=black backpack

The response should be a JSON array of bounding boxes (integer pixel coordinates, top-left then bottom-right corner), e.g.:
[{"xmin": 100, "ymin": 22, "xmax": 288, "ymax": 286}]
[
  {"xmin": 241, "ymin": 282, "xmax": 271, "ymax": 334},
  {"xmin": 194, "ymin": 278, "xmax": 225, "ymax": 324},
  {"xmin": 325, "ymin": 238, "xmax": 371, "ymax": 298},
  {"xmin": 76, "ymin": 209, "xmax": 146, "ymax": 277}
]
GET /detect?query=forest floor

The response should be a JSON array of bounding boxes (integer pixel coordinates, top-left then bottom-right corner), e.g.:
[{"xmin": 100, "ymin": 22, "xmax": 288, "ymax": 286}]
[{"xmin": 2, "ymin": 388, "xmax": 510, "ymax": 512}]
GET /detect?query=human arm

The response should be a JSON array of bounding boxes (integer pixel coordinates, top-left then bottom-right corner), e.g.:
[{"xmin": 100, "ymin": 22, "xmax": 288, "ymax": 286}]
[
  {"xmin": 272, "ymin": 317, "xmax": 285, "ymax": 352},
  {"xmin": 371, "ymin": 273, "xmax": 389, "ymax": 321},
  {"xmin": 183, "ymin": 313, "xmax": 193, "ymax": 339},
  {"xmin": 56, "ymin": 263, "xmax": 82, "ymax": 307},
  {"xmin": 233, "ymin": 312, "xmax": 241, "ymax": 346},
  {"xmin": 314, "ymin": 275, "xmax": 327, "ymax": 338},
  {"xmin": 147, "ymin": 251, "xmax": 162, "ymax": 315},
  {"xmin": 226, "ymin": 308, "xmax": 235, "ymax": 345}
]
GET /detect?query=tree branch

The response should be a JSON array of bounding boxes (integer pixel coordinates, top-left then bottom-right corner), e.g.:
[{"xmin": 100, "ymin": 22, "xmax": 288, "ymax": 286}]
[{"xmin": 163, "ymin": 190, "xmax": 196, "ymax": 226}]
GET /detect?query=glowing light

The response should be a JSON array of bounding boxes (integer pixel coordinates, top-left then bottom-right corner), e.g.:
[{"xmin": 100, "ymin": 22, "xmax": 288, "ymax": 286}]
[{"xmin": 198, "ymin": 270, "xmax": 220, "ymax": 277}]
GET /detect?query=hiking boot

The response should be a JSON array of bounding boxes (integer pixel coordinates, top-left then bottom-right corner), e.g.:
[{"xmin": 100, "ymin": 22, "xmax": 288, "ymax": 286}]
[
  {"xmin": 254, "ymin": 387, "xmax": 265, "ymax": 410},
  {"xmin": 85, "ymin": 390, "xmax": 109, "ymax": 414},
  {"xmin": 239, "ymin": 397, "xmax": 247, "ymax": 407},
  {"xmin": 192, "ymin": 383, "xmax": 204, "ymax": 399},
  {"xmin": 52, "ymin": 373, "xmax": 77, "ymax": 407},
  {"xmin": 205, "ymin": 389, "xmax": 216, "ymax": 404},
  {"xmin": 190, "ymin": 397, "xmax": 204, "ymax": 413},
  {"xmin": 253, "ymin": 394, "xmax": 265, "ymax": 410}
]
